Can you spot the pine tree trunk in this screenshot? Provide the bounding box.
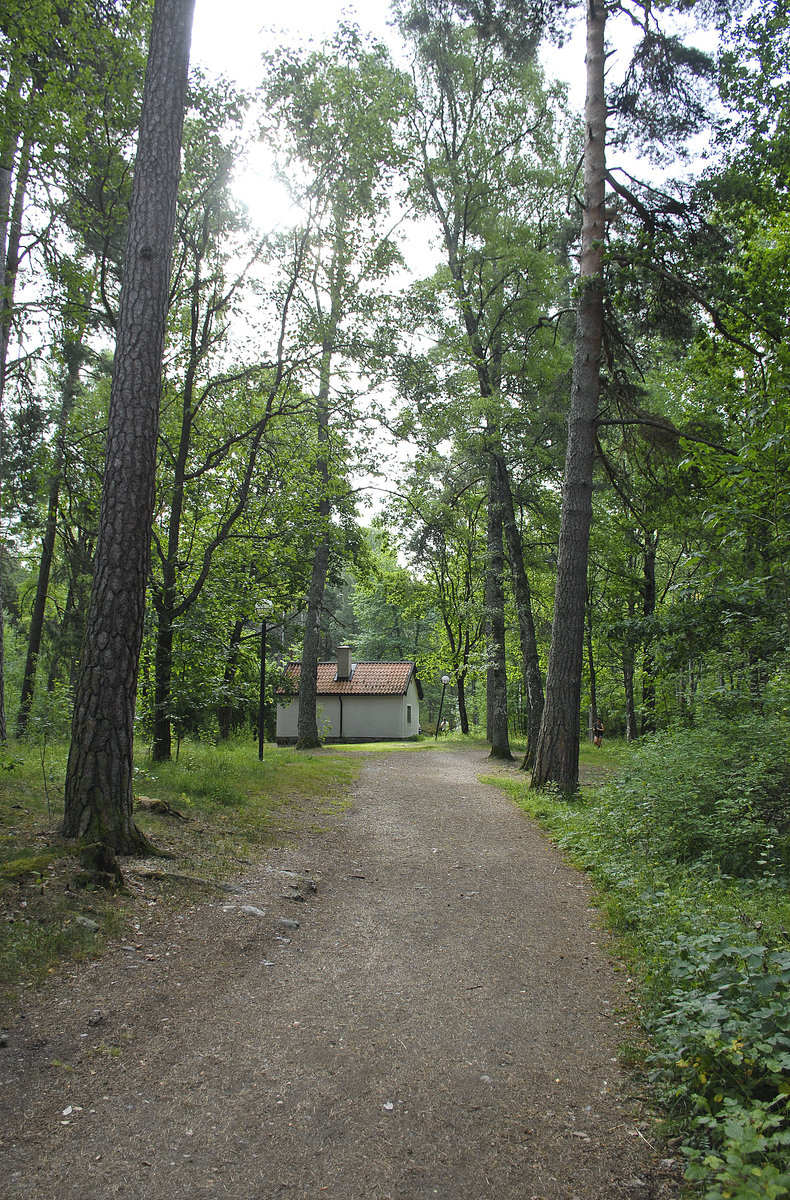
[152,615,174,761]
[0,122,32,743]
[585,589,597,727]
[486,453,513,761]
[641,534,657,733]
[495,455,544,767]
[0,103,17,742]
[531,0,606,793]
[63,0,195,852]
[0,122,30,402]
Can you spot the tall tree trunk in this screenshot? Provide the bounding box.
[16,340,83,736]
[623,653,637,741]
[531,0,606,793]
[151,204,215,760]
[297,343,333,750]
[217,618,245,741]
[296,212,348,750]
[623,590,638,741]
[495,455,544,767]
[63,0,195,854]
[457,667,469,735]
[641,532,657,734]
[0,103,18,744]
[152,618,174,759]
[297,531,330,748]
[585,586,597,732]
[151,375,196,761]
[486,452,513,760]
[0,121,32,743]
[46,576,80,694]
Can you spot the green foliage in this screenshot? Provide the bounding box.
[647,928,790,1200]
[489,724,790,1199]
[612,702,790,874]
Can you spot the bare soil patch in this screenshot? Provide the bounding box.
[0,747,679,1199]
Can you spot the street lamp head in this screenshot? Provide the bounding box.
[256,599,272,617]
[441,675,450,685]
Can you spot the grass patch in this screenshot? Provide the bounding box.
[0,737,360,1023]
[486,730,790,1200]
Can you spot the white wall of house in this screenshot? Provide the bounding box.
[276,677,420,742]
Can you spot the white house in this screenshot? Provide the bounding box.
[276,646,422,744]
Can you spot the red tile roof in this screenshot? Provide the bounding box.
[280,661,417,696]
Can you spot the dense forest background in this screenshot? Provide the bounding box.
[0,0,787,771]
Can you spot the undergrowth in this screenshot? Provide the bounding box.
[490,704,790,1200]
[0,737,359,1022]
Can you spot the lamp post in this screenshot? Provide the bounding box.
[435,675,450,741]
[256,600,272,760]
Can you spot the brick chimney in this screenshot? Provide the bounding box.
[336,645,353,681]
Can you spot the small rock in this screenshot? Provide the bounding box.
[75,916,100,932]
[240,905,267,918]
[279,870,317,893]
[277,917,300,931]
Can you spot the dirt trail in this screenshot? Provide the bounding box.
[1,748,678,1200]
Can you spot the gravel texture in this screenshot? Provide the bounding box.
[0,747,680,1199]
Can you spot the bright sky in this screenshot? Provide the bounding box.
[191,0,399,88]
[191,0,588,102]
[190,0,586,237]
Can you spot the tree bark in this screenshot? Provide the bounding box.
[297,338,333,749]
[641,532,657,733]
[623,588,638,741]
[296,219,347,750]
[63,0,195,852]
[531,0,606,793]
[297,531,330,749]
[623,653,637,741]
[585,587,597,730]
[151,339,199,761]
[486,452,513,760]
[456,667,469,735]
[0,117,31,743]
[495,455,544,767]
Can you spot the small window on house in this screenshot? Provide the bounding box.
[407,705,412,724]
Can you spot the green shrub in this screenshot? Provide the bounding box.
[490,706,790,1200]
[646,927,790,1199]
[612,704,790,874]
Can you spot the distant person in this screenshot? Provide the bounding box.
[593,717,604,748]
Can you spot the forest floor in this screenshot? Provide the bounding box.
[0,746,682,1200]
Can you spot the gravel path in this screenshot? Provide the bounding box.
[1,748,679,1199]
